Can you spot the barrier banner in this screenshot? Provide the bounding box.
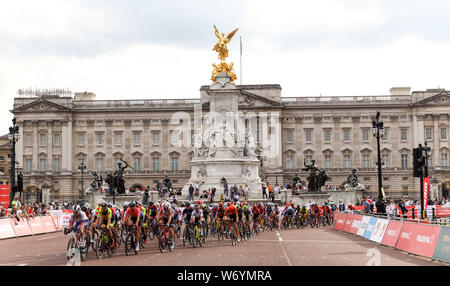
[10,218,32,237]
[370,218,389,243]
[0,218,16,239]
[349,215,363,234]
[27,217,47,235]
[343,214,354,233]
[0,185,10,209]
[60,213,72,228]
[408,224,441,258]
[51,215,62,231]
[363,216,378,240]
[41,216,57,233]
[396,222,417,253]
[381,220,404,248]
[423,176,430,213]
[433,226,450,263]
[357,216,371,237]
[334,213,347,231]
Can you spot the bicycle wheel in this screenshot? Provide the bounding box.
[91,230,99,251]
[176,224,181,239]
[95,236,104,260]
[182,227,188,246]
[158,234,166,253]
[66,236,77,261]
[115,228,122,248]
[125,233,133,256]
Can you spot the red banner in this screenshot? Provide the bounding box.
[10,218,33,237]
[381,220,404,247]
[334,213,347,231]
[395,222,417,252]
[349,215,363,234]
[343,214,354,233]
[423,176,430,214]
[0,185,10,209]
[408,224,442,258]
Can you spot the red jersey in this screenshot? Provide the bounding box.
[225,204,237,216]
[126,207,141,218]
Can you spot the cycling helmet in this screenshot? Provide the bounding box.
[243,205,248,210]
[73,205,81,214]
[171,203,177,209]
[84,203,90,209]
[194,204,200,209]
[213,203,218,208]
[81,206,87,212]
[163,202,170,209]
[219,202,224,207]
[123,202,129,208]
[129,201,136,208]
[101,202,107,208]
[227,202,231,206]
[185,202,191,208]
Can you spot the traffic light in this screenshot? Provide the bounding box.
[17,173,23,193]
[413,146,424,177]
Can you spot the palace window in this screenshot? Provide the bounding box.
[382,154,390,168]
[400,128,408,141]
[305,129,312,142]
[26,159,32,173]
[96,133,104,145]
[96,158,104,172]
[39,133,47,146]
[171,157,179,171]
[114,132,122,145]
[152,132,160,145]
[343,129,350,142]
[25,133,32,146]
[78,133,85,145]
[324,155,332,168]
[441,153,448,167]
[425,128,433,140]
[343,155,351,168]
[39,158,47,172]
[134,158,141,171]
[286,156,294,169]
[53,133,61,146]
[362,129,369,141]
[362,155,370,168]
[133,132,141,145]
[401,154,408,169]
[441,128,447,140]
[53,158,61,173]
[286,130,293,143]
[324,129,331,142]
[153,157,160,171]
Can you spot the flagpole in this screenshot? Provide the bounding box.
[240,36,242,86]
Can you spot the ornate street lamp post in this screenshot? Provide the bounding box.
[8,118,20,202]
[78,160,86,202]
[372,112,386,214]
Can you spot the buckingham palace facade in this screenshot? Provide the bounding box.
[11,85,450,201]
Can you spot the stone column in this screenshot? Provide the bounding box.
[47,121,53,172]
[32,121,38,171]
[16,121,24,168]
[433,114,439,165]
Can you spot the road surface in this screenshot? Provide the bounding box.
[0,226,447,266]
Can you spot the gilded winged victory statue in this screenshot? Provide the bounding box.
[211,25,239,83]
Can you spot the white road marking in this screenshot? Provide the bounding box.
[18,264,27,266]
[134,253,161,266]
[276,231,292,266]
[37,236,59,241]
[252,239,374,243]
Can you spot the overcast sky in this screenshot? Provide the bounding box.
[2,0,450,133]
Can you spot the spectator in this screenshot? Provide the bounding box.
[398,199,408,218]
[262,181,268,199]
[0,205,5,217]
[338,201,345,211]
[386,200,396,217]
[244,184,249,201]
[211,188,216,203]
[362,199,371,213]
[188,184,194,201]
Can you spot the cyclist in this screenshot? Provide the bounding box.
[201,203,210,236]
[215,202,226,232]
[124,201,142,252]
[242,204,252,237]
[94,202,116,249]
[158,202,175,250]
[66,205,89,240]
[281,203,294,227]
[251,203,261,230]
[311,203,321,226]
[322,202,332,224]
[224,202,238,239]
[190,203,204,230]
